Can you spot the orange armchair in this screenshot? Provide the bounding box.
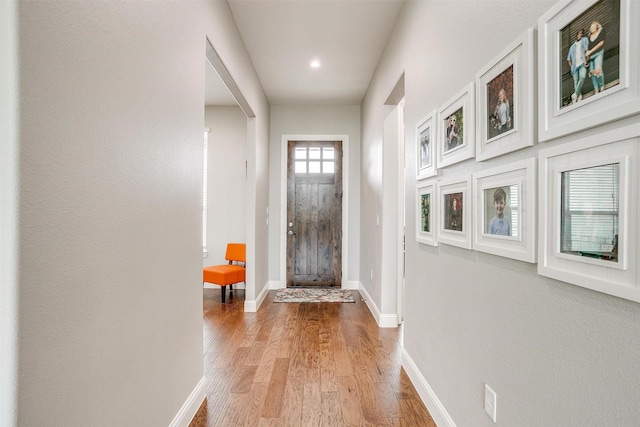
[203,243,246,303]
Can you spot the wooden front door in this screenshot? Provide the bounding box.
[286,141,342,287]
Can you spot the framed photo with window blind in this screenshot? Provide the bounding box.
[472,158,536,262]
[538,0,640,142]
[538,125,640,303]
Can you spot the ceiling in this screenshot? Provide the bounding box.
[205,0,405,107]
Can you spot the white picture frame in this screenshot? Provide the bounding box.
[416,180,438,246]
[538,0,640,142]
[476,29,536,161]
[437,83,475,168]
[416,111,437,180]
[472,158,537,263]
[437,176,472,249]
[538,124,639,303]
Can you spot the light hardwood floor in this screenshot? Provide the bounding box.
[192,288,436,426]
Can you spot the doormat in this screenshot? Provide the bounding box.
[273,288,355,303]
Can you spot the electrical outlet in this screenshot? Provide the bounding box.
[484,384,497,423]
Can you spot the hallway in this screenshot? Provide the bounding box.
[194,289,435,426]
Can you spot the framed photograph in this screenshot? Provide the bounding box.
[416,180,438,246]
[472,158,536,262]
[476,29,536,161]
[538,0,640,142]
[416,111,437,180]
[538,124,639,303]
[437,176,472,249]
[437,83,475,168]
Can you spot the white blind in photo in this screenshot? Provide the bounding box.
[561,163,619,257]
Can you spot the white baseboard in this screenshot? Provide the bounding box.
[378,313,399,328]
[255,282,269,309]
[269,280,285,289]
[169,376,206,427]
[343,280,360,290]
[357,282,398,328]
[244,299,257,312]
[401,349,456,427]
[244,281,270,312]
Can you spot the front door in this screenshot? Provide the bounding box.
[286,141,342,287]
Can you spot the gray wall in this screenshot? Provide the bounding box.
[362,0,640,425]
[204,106,247,271]
[1,1,19,424]
[268,105,361,286]
[12,1,269,425]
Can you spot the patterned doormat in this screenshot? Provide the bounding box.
[273,288,355,303]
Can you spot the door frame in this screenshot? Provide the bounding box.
[280,135,350,289]
[396,100,405,324]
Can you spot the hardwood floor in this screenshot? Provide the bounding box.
[194,288,436,426]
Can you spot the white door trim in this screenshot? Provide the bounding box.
[397,100,405,324]
[280,135,349,288]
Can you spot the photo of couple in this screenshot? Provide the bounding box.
[561,0,620,108]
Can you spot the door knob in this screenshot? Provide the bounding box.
[288,222,294,227]
[288,230,295,235]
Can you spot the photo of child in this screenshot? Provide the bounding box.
[485,187,511,236]
[420,193,430,233]
[487,65,514,140]
[419,127,431,170]
[445,192,463,232]
[444,108,463,153]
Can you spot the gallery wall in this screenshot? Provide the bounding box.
[362,0,640,425]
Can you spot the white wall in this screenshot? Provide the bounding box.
[381,104,401,318]
[247,110,272,306]
[268,105,361,287]
[1,1,19,425]
[360,93,385,310]
[363,0,640,425]
[14,1,269,425]
[204,106,247,276]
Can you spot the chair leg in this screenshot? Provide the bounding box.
[230,284,233,293]
[221,286,226,304]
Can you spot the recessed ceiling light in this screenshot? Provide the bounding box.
[310,60,320,68]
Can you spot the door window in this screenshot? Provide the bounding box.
[294,146,335,174]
